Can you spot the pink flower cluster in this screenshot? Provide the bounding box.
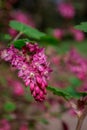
[52,27,85,42]
[0,43,51,101]
[0,119,11,130]
[69,27,85,42]
[57,3,75,19]
[66,48,87,80]
[52,28,64,40]
[7,79,24,96]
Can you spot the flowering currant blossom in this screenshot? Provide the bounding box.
[0,43,51,102]
[52,28,64,40]
[65,48,87,80]
[7,79,24,96]
[57,3,75,19]
[69,27,85,42]
[0,119,11,130]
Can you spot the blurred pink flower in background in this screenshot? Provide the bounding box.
[7,78,24,96]
[52,28,64,40]
[11,81,24,96]
[52,55,61,65]
[69,27,85,42]
[57,3,75,19]
[0,119,11,130]
[66,48,87,80]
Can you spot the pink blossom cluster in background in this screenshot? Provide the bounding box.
[52,28,64,40]
[65,48,87,81]
[57,3,75,19]
[52,27,85,42]
[69,27,85,42]
[7,79,24,96]
[0,119,11,130]
[0,43,51,102]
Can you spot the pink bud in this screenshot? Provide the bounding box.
[35,87,40,94]
[30,82,35,92]
[36,76,42,84]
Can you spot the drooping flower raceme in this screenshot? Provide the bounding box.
[0,43,51,102]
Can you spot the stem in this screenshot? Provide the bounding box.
[10,32,23,44]
[76,106,87,130]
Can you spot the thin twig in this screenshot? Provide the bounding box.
[76,105,87,130]
[10,32,23,44]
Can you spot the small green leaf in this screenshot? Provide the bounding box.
[47,86,87,99]
[47,86,71,99]
[4,34,12,40]
[13,39,30,49]
[69,77,81,87]
[65,86,87,98]
[65,87,81,98]
[40,118,49,124]
[75,22,87,32]
[4,101,16,112]
[40,35,59,45]
[3,114,14,121]
[9,20,46,40]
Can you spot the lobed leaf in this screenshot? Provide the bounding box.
[47,86,71,99]
[47,86,87,100]
[9,20,46,40]
[75,22,87,32]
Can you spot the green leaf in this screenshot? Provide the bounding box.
[4,101,16,112]
[75,22,87,32]
[4,34,12,40]
[40,35,59,45]
[47,86,87,99]
[3,114,14,121]
[69,77,81,87]
[0,33,12,41]
[65,86,87,98]
[40,118,49,124]
[65,87,81,98]
[47,86,71,99]
[9,20,46,40]
[13,39,30,49]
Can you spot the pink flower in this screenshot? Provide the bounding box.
[8,79,24,96]
[57,3,75,19]
[70,27,85,42]
[53,28,64,40]
[0,43,51,102]
[66,48,87,80]
[0,119,11,130]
